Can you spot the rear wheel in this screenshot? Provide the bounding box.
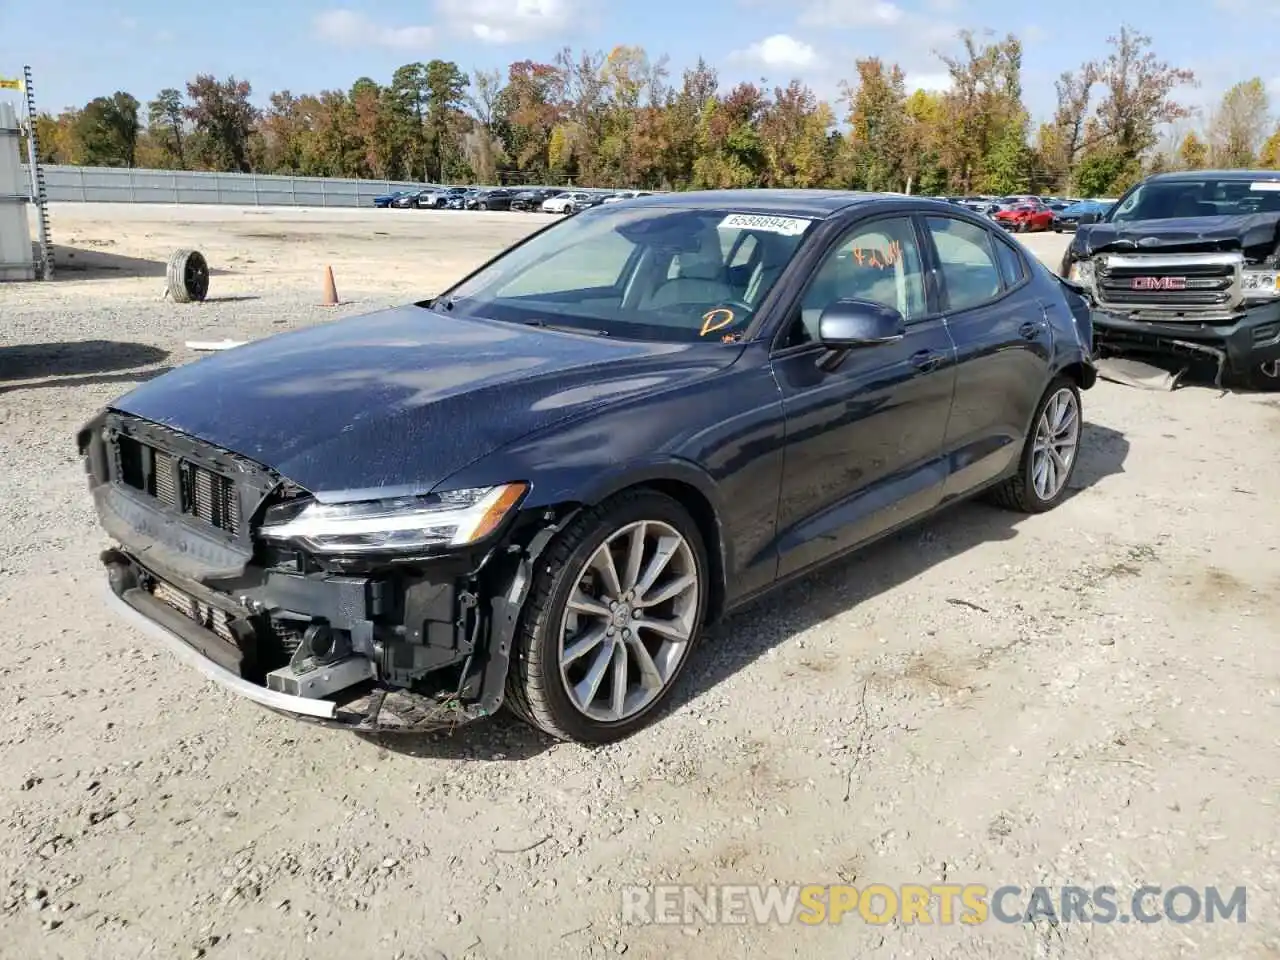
[988,378,1082,513]
[505,490,709,743]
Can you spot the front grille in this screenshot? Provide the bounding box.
[1095,256,1238,311]
[152,578,236,643]
[115,435,241,535]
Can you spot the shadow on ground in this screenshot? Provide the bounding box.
[0,340,170,386]
[49,243,231,281]
[365,422,1130,763]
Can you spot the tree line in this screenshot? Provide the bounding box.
[22,26,1280,197]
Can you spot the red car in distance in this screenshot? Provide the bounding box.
[994,200,1055,233]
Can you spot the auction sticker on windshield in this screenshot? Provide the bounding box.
[718,213,813,236]
[1249,181,1280,191]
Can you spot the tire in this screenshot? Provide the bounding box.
[987,377,1083,513]
[478,202,488,210]
[166,249,209,303]
[505,489,710,743]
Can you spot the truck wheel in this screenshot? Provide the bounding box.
[505,489,709,743]
[987,377,1082,513]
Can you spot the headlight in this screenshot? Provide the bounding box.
[259,482,528,554]
[1241,268,1280,300]
[1067,260,1094,285]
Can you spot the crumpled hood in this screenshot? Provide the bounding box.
[1074,212,1280,259]
[111,306,735,499]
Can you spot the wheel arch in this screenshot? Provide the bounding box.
[534,461,730,624]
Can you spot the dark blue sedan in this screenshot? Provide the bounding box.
[79,190,1096,744]
[1053,200,1112,232]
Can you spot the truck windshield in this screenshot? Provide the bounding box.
[1109,178,1280,223]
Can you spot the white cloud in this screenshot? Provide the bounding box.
[1023,24,1047,44]
[731,34,823,70]
[906,71,953,93]
[799,0,904,28]
[313,10,434,50]
[435,0,577,44]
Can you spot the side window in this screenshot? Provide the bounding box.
[924,217,1002,312]
[791,217,927,345]
[993,238,1026,289]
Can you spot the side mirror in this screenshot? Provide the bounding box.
[1076,212,1099,226]
[817,299,906,348]
[815,299,906,372]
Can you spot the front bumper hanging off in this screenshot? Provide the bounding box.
[1091,300,1280,387]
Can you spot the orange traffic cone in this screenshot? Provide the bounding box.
[321,265,339,306]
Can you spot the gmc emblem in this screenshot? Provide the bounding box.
[1131,275,1187,291]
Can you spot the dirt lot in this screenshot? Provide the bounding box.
[1,204,1278,960]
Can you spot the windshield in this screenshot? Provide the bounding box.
[434,205,817,342]
[1109,178,1280,223]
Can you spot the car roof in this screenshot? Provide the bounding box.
[623,188,935,218]
[1144,169,1280,183]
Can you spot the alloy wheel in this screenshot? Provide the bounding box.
[1031,387,1080,501]
[557,520,700,723]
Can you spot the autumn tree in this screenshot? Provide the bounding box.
[1260,127,1280,169]
[1045,64,1099,190]
[185,75,257,172]
[759,81,834,188]
[839,59,908,191]
[75,92,140,167]
[1208,78,1271,168]
[1177,131,1208,170]
[1090,27,1195,164]
[147,88,186,168]
[935,30,1026,192]
[694,82,770,188]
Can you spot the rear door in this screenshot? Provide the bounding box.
[921,215,1051,502]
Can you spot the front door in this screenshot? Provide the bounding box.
[771,215,958,580]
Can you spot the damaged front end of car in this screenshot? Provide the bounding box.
[1063,212,1280,388]
[79,409,570,733]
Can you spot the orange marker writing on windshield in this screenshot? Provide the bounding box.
[700,308,735,337]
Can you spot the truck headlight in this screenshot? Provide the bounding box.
[1241,268,1280,300]
[258,483,528,554]
[1067,260,1094,285]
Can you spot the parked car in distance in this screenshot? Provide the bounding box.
[511,188,564,211]
[447,188,482,210]
[994,200,1055,233]
[603,190,655,204]
[470,188,516,211]
[81,189,1096,745]
[390,190,431,209]
[542,191,597,214]
[1053,199,1111,232]
[373,190,409,208]
[415,186,468,209]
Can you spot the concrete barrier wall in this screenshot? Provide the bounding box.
[21,164,440,207]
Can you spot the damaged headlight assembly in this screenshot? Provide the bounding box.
[1241,267,1280,300]
[258,482,528,554]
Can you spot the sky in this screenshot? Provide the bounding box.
[1,0,1278,129]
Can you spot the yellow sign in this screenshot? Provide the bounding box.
[0,77,23,91]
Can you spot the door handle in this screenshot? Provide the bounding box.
[1019,321,1042,340]
[910,349,943,371]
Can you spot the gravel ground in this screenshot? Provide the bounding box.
[1,204,1278,960]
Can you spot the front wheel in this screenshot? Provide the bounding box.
[505,490,709,743]
[987,378,1083,513]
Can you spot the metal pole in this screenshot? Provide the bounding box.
[22,66,52,278]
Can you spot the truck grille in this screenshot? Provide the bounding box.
[1094,253,1240,312]
[114,434,241,535]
